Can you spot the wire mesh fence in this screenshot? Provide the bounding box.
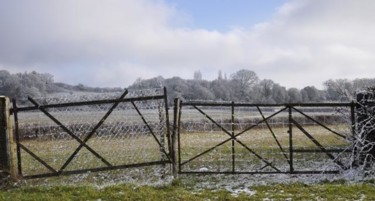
[177,101,354,174]
[12,88,171,179]
[6,87,374,182]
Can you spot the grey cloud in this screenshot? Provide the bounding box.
[0,0,375,88]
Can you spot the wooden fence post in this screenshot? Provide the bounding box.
[0,96,18,180]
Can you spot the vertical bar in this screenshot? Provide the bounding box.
[177,100,182,173]
[231,101,235,173]
[172,98,180,177]
[163,87,171,157]
[288,106,294,173]
[0,97,8,171]
[12,99,22,177]
[158,103,166,178]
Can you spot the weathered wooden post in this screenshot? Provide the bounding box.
[355,89,375,166]
[0,96,18,180]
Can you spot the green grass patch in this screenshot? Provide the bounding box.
[1,181,375,201]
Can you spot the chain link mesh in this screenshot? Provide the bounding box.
[15,88,170,178]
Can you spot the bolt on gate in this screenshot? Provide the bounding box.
[10,88,173,179]
[174,99,356,174]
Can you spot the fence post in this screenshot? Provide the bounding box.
[0,96,18,180]
[355,89,375,166]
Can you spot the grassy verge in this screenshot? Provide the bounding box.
[1,181,374,201]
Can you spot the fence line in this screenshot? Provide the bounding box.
[1,89,375,180]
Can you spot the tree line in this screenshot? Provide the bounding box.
[129,69,375,104]
[1,69,375,103]
[0,70,121,99]
[0,70,55,99]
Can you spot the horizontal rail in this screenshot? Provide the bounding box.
[11,95,164,113]
[293,148,352,153]
[181,101,356,107]
[178,170,340,175]
[23,160,171,179]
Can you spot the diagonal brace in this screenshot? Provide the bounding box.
[193,105,232,136]
[292,107,346,139]
[59,89,128,172]
[19,143,57,174]
[131,101,171,161]
[236,107,288,137]
[291,118,347,170]
[181,137,232,166]
[191,105,280,172]
[234,138,281,172]
[28,97,113,171]
[256,106,290,164]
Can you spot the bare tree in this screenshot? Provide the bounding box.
[324,79,353,101]
[230,69,259,101]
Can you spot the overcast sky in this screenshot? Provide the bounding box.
[1,0,374,89]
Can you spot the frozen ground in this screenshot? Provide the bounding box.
[7,165,374,197]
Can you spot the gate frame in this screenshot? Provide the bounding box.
[9,87,173,179]
[175,99,357,175]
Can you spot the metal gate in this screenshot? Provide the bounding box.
[175,100,355,174]
[11,88,172,179]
